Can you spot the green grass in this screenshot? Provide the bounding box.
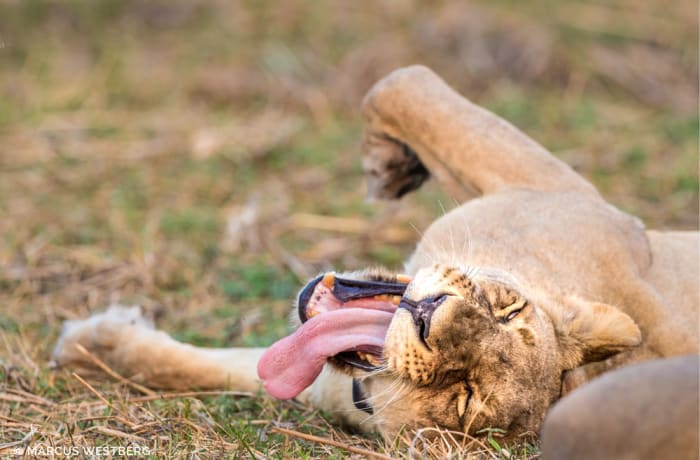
[0,0,697,458]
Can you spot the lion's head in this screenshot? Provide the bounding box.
[258,264,642,441]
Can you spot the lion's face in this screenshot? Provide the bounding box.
[370,265,563,440]
[262,263,641,441]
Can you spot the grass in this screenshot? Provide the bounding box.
[0,0,697,458]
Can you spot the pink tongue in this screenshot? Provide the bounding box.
[257,308,393,399]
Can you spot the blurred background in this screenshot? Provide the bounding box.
[0,0,697,454]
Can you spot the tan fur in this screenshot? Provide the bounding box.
[541,355,699,460]
[52,66,699,448]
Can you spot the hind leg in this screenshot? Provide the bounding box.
[542,356,699,460]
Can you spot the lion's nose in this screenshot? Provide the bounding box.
[398,294,447,346]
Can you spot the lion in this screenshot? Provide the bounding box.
[51,66,699,453]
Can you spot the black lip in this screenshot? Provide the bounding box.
[352,378,373,415]
[332,277,408,302]
[297,274,409,323]
[297,274,324,322]
[335,351,382,371]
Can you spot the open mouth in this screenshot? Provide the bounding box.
[257,272,409,400]
[298,272,409,371]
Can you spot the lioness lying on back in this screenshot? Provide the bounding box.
[52,66,699,453]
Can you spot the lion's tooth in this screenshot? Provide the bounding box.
[396,274,412,284]
[321,272,335,288]
[306,308,318,318]
[354,351,381,366]
[391,295,402,305]
[457,392,469,418]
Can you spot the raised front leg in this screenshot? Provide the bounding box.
[361,65,598,200]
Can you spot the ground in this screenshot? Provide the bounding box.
[0,1,697,458]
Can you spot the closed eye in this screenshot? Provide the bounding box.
[506,309,521,321]
[499,299,527,323]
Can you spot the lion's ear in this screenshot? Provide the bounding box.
[551,297,642,369]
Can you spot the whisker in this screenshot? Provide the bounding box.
[410,222,435,266]
[362,374,404,405]
[364,380,409,423]
[409,221,424,240]
[471,266,481,280]
[437,200,455,267]
[362,373,405,406]
[337,374,402,417]
[412,221,442,266]
[365,364,389,379]
[457,201,473,263]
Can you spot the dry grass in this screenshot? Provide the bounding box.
[0,0,697,458]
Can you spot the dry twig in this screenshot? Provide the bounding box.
[271,426,394,460]
[74,343,157,397]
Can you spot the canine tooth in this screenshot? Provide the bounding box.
[322,272,335,288]
[396,274,412,284]
[307,309,318,318]
[391,296,402,305]
[457,392,469,418]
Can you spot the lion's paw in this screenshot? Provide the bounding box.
[51,305,154,370]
